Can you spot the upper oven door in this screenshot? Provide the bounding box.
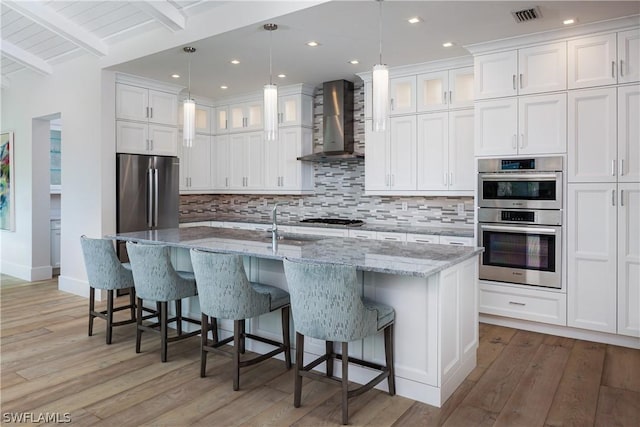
[478,171,562,209]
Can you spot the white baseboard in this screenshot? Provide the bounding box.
[58,275,91,298]
[0,260,52,281]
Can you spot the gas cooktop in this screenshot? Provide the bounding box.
[299,218,365,227]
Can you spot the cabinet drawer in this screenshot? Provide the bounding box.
[289,226,348,237]
[376,231,407,242]
[406,233,439,244]
[439,236,474,246]
[348,229,377,240]
[479,282,567,325]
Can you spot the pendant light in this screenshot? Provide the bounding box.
[372,0,389,133]
[183,46,196,147]
[263,23,278,142]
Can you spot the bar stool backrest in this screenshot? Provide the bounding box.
[80,236,133,290]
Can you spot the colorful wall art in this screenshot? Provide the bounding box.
[1,131,15,231]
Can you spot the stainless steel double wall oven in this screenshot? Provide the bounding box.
[478,157,563,289]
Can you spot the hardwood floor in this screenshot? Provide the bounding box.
[1,276,639,426]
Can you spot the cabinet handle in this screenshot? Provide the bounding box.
[512,74,516,90]
[386,174,390,186]
[612,160,616,176]
[509,301,526,306]
[620,159,624,176]
[449,172,453,186]
[612,189,616,206]
[146,107,149,118]
[225,177,229,187]
[519,73,523,89]
[443,91,447,104]
[150,107,153,118]
[146,139,149,150]
[443,172,448,186]
[612,61,616,78]
[150,140,153,151]
[448,242,464,246]
[512,134,517,149]
[620,60,624,77]
[621,189,625,207]
[225,119,228,129]
[449,90,452,104]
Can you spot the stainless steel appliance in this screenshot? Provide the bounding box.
[477,156,563,289]
[116,153,179,260]
[478,157,562,210]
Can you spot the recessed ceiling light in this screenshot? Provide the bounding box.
[171,74,180,79]
[563,18,576,25]
[230,59,240,65]
[349,59,360,65]
[442,42,454,48]
[277,74,286,78]
[306,41,320,47]
[408,17,422,24]
[220,85,228,89]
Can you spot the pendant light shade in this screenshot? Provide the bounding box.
[264,23,279,141]
[183,46,196,147]
[372,0,388,132]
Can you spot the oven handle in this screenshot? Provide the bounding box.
[480,225,558,234]
[479,173,559,180]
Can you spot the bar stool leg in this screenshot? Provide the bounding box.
[136,297,143,353]
[294,332,304,408]
[233,319,241,391]
[160,302,168,363]
[129,288,136,321]
[326,341,334,378]
[239,319,246,354]
[88,287,95,337]
[201,313,208,377]
[106,289,114,345]
[211,317,218,343]
[176,299,182,336]
[385,324,396,396]
[282,306,291,369]
[341,341,349,425]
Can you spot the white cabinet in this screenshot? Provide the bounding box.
[116,121,177,156]
[568,30,640,89]
[348,229,377,240]
[567,86,640,183]
[617,183,640,337]
[264,127,313,192]
[215,106,229,134]
[228,132,264,190]
[439,236,475,246]
[179,102,212,134]
[364,117,417,192]
[212,134,230,189]
[417,67,474,112]
[390,76,417,115]
[406,233,439,244]
[179,134,212,192]
[229,100,263,132]
[278,93,313,127]
[475,93,566,156]
[50,219,61,269]
[116,83,177,126]
[377,231,407,242]
[474,42,567,99]
[417,109,474,192]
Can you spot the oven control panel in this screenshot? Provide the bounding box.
[478,208,562,226]
[501,210,535,222]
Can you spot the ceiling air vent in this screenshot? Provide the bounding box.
[511,6,542,23]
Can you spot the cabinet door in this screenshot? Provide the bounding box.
[245,132,264,189]
[279,128,303,190]
[618,29,640,84]
[195,105,211,134]
[474,98,518,156]
[245,100,264,131]
[518,42,567,95]
[417,70,448,113]
[449,66,474,109]
[148,125,178,157]
[279,94,304,127]
[212,134,230,189]
[148,90,178,125]
[116,84,148,122]
[229,105,245,131]
[618,183,640,337]
[518,93,567,155]
[189,134,212,190]
[417,112,448,190]
[389,115,417,190]
[568,33,617,89]
[215,106,229,133]
[364,120,389,191]
[568,88,617,183]
[618,85,640,182]
[50,224,61,268]
[448,109,475,191]
[474,51,518,99]
[263,138,280,190]
[567,184,617,334]
[116,121,148,154]
[390,76,416,115]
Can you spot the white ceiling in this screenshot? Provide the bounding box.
[2,1,639,99]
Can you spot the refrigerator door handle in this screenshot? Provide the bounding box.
[147,168,154,227]
[154,168,159,227]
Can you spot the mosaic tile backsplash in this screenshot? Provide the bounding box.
[180,79,475,227]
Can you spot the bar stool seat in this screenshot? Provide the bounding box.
[126,241,206,362]
[190,249,292,391]
[283,258,396,425]
[80,236,137,344]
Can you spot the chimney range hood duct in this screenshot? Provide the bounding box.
[297,79,363,162]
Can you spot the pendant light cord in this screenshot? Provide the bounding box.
[378,0,383,64]
[269,28,273,85]
[188,56,192,98]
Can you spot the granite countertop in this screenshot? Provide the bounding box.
[109,226,483,278]
[180,215,474,238]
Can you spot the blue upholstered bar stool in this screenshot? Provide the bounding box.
[126,241,202,362]
[80,236,137,344]
[190,249,292,391]
[283,259,396,425]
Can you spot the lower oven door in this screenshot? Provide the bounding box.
[478,223,562,289]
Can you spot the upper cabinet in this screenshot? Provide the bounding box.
[178,102,213,134]
[474,42,567,99]
[568,29,640,89]
[278,93,313,127]
[116,83,178,126]
[390,76,417,115]
[229,100,263,132]
[417,66,474,112]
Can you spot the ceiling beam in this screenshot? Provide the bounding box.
[135,1,186,32]
[3,0,108,57]
[1,39,53,75]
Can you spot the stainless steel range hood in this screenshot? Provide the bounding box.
[298,79,363,162]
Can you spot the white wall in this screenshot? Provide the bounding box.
[0,54,116,297]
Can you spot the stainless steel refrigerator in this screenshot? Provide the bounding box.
[116,153,179,261]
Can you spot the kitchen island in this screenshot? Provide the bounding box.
[110,226,483,407]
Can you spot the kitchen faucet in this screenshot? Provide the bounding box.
[271,202,285,251]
